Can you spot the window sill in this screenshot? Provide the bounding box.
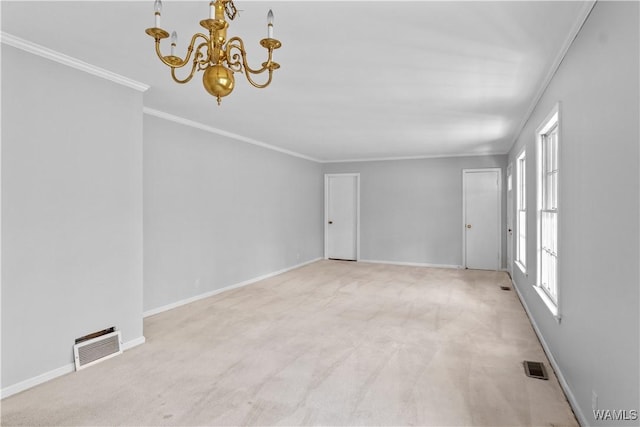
[534,285,561,323]
[515,261,527,275]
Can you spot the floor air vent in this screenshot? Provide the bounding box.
[500,285,511,291]
[73,327,122,371]
[523,360,548,380]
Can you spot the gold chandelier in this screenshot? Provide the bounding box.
[145,0,281,105]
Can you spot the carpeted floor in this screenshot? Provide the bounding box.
[1,260,577,426]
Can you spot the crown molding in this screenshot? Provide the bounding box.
[326,151,509,164]
[144,107,510,163]
[143,107,322,163]
[143,108,507,164]
[507,0,597,155]
[0,32,149,92]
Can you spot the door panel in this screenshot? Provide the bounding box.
[464,169,500,270]
[326,175,358,261]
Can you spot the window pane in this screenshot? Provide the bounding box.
[538,110,559,308]
[516,151,526,271]
[549,254,557,300]
[552,131,558,171]
[518,210,526,266]
[545,137,551,174]
[552,173,556,209]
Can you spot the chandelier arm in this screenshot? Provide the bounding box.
[225,38,249,72]
[170,42,209,83]
[170,57,199,84]
[226,37,271,75]
[194,42,211,70]
[243,68,274,89]
[154,33,210,69]
[186,33,211,65]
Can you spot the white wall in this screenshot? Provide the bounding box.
[143,115,324,313]
[323,155,507,268]
[507,2,639,425]
[1,47,144,390]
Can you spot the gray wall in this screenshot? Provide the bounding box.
[507,2,639,425]
[143,115,324,312]
[1,47,144,389]
[323,155,507,268]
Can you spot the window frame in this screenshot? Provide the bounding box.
[535,103,561,320]
[515,149,527,274]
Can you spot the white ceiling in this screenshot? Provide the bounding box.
[2,1,591,162]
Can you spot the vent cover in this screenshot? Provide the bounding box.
[73,329,122,370]
[500,285,511,291]
[523,360,548,380]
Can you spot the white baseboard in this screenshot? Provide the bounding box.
[0,363,74,400]
[359,259,463,270]
[1,335,146,400]
[143,257,323,318]
[510,278,587,427]
[122,335,146,351]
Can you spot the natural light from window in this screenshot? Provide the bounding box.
[516,150,526,272]
[536,104,560,317]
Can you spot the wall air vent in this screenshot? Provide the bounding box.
[523,360,549,380]
[73,327,122,371]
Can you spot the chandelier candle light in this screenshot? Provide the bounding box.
[145,0,281,105]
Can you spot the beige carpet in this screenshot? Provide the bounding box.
[1,260,577,426]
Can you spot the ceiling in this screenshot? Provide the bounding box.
[2,1,591,162]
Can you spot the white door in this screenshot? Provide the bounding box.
[506,164,514,276]
[325,174,358,261]
[463,169,501,270]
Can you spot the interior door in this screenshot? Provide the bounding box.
[463,169,501,270]
[325,174,358,261]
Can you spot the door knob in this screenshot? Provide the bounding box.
[466,224,472,229]
[328,221,333,224]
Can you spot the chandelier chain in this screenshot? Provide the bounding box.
[224,0,239,20]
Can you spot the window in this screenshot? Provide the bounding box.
[515,150,526,272]
[536,104,560,316]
